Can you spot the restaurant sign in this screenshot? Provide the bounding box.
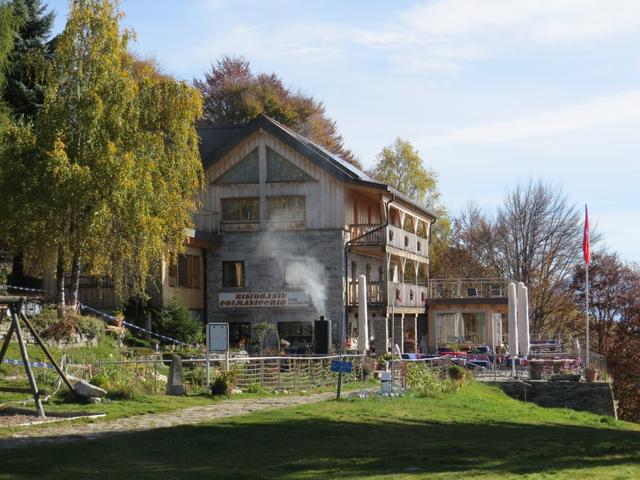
[219,291,310,308]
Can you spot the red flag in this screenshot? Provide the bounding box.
[583,205,590,265]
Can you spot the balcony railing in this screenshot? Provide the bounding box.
[347,279,385,306]
[348,224,386,246]
[427,279,508,299]
[387,282,428,308]
[347,280,428,309]
[192,209,219,233]
[386,224,428,256]
[348,223,428,257]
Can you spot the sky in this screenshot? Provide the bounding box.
[46,0,640,262]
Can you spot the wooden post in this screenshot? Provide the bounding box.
[0,321,16,365]
[10,304,45,417]
[20,311,79,396]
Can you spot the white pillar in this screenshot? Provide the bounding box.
[357,274,369,353]
[517,282,530,356]
[507,282,519,357]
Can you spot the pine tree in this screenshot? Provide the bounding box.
[0,1,20,131]
[3,0,54,119]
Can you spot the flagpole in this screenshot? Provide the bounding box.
[585,261,590,369]
[583,203,590,370]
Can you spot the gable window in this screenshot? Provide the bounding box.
[169,254,201,289]
[221,197,259,223]
[213,148,259,184]
[267,196,305,222]
[222,261,245,288]
[267,147,314,182]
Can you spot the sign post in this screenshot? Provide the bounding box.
[206,323,229,387]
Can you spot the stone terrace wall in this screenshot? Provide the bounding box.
[494,381,617,418]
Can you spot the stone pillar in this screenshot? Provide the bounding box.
[166,355,186,396]
[507,282,518,357]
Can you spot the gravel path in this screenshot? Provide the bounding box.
[0,391,335,449]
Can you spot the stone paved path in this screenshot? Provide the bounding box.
[0,391,336,449]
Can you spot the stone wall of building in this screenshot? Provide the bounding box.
[206,229,346,335]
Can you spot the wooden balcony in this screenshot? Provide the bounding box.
[347,280,428,310]
[347,280,385,307]
[348,223,428,259]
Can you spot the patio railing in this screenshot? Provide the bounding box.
[427,278,509,299]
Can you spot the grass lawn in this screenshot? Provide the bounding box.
[1,382,639,479]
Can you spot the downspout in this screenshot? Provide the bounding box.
[202,247,207,324]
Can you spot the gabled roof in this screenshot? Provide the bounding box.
[197,114,437,220]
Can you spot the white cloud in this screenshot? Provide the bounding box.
[353,0,640,74]
[424,90,640,145]
[175,0,640,78]
[398,0,640,43]
[191,23,347,69]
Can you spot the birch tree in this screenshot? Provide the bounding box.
[0,0,203,315]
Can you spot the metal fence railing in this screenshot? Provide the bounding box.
[392,351,608,385]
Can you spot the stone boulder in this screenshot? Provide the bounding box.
[74,379,108,398]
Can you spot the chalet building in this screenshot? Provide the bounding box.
[62,113,511,353]
[195,114,510,353]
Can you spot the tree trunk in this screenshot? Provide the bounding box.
[56,245,66,319]
[9,251,24,285]
[68,249,81,309]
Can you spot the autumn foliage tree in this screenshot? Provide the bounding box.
[608,305,640,422]
[571,252,640,355]
[195,56,361,168]
[0,0,203,315]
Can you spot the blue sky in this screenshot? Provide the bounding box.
[47,0,640,262]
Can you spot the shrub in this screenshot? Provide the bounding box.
[154,298,204,345]
[90,363,153,400]
[406,363,472,397]
[242,383,265,394]
[122,331,155,349]
[210,370,236,396]
[406,364,447,397]
[30,307,104,341]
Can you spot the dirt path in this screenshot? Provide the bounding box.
[0,391,336,449]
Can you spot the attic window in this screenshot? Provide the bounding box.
[267,147,314,182]
[213,148,259,184]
